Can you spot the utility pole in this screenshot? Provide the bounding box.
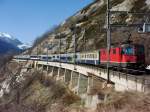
[81,29,86,51]
[73,27,77,70]
[37,46,38,57]
[65,38,67,62]
[46,43,49,64]
[70,26,77,70]
[107,0,111,83]
[36,46,39,70]
[50,42,52,54]
[74,32,76,66]
[59,35,61,67]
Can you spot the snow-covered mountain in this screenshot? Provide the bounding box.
[0,32,22,46]
[0,32,31,54]
[18,43,32,50]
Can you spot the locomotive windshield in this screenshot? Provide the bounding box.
[122,46,134,55]
[122,44,145,55]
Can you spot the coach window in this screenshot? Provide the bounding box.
[95,54,97,58]
[93,54,95,58]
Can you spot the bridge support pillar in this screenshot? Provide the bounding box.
[37,64,42,70]
[51,67,58,80]
[32,61,36,69]
[56,67,61,80]
[50,66,54,77]
[46,66,49,74]
[69,71,74,89]
[63,69,67,82]
[77,74,88,95]
[77,73,81,95]
[87,75,92,94]
[36,62,38,69]
[47,66,52,77]
[64,69,71,85]
[36,63,38,69]
[36,61,39,69]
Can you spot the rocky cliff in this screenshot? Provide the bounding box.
[29,0,150,63]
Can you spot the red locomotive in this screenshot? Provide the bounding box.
[100,44,145,68]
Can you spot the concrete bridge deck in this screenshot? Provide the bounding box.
[14,59,150,92]
[34,60,150,92]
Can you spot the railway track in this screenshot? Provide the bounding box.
[15,58,150,77]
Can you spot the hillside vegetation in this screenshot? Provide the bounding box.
[0,61,150,112]
[0,64,80,112]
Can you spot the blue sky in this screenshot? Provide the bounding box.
[0,0,93,44]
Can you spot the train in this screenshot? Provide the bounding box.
[14,43,145,69]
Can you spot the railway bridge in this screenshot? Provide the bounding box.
[14,59,150,107]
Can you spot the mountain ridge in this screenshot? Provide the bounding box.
[0,32,31,54]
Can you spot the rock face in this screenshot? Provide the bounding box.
[31,0,150,64]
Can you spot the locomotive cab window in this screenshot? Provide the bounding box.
[122,46,134,55]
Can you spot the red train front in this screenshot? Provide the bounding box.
[100,44,145,68]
